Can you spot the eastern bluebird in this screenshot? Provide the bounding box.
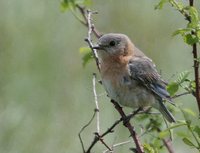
[93,33,175,123]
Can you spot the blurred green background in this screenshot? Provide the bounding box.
[0,0,199,153]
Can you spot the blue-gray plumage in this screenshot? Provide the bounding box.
[93,33,175,123]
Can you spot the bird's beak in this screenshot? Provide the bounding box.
[92,44,104,50]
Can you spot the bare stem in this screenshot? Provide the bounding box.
[84,10,100,71]
[76,4,101,38]
[78,111,96,153]
[92,73,100,133]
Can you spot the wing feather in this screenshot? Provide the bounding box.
[128,57,171,102]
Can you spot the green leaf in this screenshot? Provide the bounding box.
[176,131,190,138]
[181,108,192,125]
[159,122,187,135]
[79,47,93,67]
[60,1,70,12]
[184,34,199,45]
[194,126,200,138]
[154,0,168,10]
[60,0,77,12]
[197,30,200,37]
[167,82,179,96]
[143,143,155,153]
[172,28,192,36]
[182,137,196,147]
[188,7,200,29]
[159,130,170,139]
[176,71,190,84]
[182,108,196,117]
[83,0,92,6]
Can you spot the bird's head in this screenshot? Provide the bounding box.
[93,33,134,60]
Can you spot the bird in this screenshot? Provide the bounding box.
[93,33,175,123]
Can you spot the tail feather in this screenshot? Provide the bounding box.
[155,100,176,123]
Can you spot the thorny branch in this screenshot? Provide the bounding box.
[86,107,142,153]
[111,100,144,153]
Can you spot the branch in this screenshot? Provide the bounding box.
[171,91,191,99]
[92,73,100,133]
[76,4,101,38]
[169,0,190,22]
[78,111,96,153]
[86,108,140,153]
[103,140,132,153]
[84,10,100,71]
[111,100,144,153]
[188,0,200,115]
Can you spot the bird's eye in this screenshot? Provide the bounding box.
[109,41,116,47]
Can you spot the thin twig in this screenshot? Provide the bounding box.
[85,116,122,152]
[169,0,190,21]
[85,10,100,71]
[78,111,96,153]
[92,73,100,133]
[76,4,101,38]
[171,91,191,99]
[86,109,141,153]
[103,140,132,153]
[95,133,112,151]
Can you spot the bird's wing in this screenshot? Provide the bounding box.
[128,57,171,102]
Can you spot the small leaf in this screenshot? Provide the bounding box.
[160,122,187,134]
[154,0,168,10]
[143,143,155,153]
[181,108,192,125]
[182,108,196,117]
[159,130,170,139]
[83,0,92,6]
[176,131,190,138]
[182,137,196,147]
[79,47,93,67]
[176,71,190,84]
[194,126,200,138]
[167,82,179,96]
[188,7,199,29]
[60,1,70,12]
[60,0,77,12]
[172,28,192,36]
[184,34,199,45]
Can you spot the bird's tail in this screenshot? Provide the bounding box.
[154,100,176,123]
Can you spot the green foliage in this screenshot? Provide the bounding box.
[79,47,93,67]
[173,5,200,45]
[60,0,92,12]
[167,71,190,96]
[156,0,200,45]
[159,121,187,138]
[167,82,179,96]
[182,137,196,147]
[154,0,168,10]
[143,143,158,153]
